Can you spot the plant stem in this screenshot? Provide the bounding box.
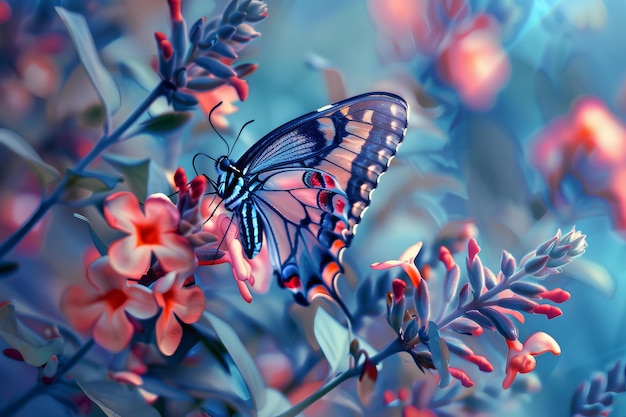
[275,338,405,417]
[0,338,95,417]
[0,82,167,261]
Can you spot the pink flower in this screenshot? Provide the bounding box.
[532,97,626,232]
[437,14,511,111]
[198,210,271,303]
[61,257,158,352]
[153,273,205,356]
[368,0,454,59]
[371,242,423,287]
[502,332,561,389]
[104,192,195,278]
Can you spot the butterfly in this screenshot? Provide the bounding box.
[215,92,409,305]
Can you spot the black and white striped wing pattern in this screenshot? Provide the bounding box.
[234,92,408,304]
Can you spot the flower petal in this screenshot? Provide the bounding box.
[109,237,152,278]
[399,241,423,263]
[153,271,177,295]
[370,260,406,270]
[152,234,195,274]
[143,194,180,231]
[61,286,103,332]
[93,308,133,353]
[155,309,183,356]
[125,286,158,319]
[104,192,145,234]
[522,332,561,356]
[172,286,205,324]
[87,257,128,292]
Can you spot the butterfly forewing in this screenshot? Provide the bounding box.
[229,92,408,304]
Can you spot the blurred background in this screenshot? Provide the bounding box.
[1,0,626,415]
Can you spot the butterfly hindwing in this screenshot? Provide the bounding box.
[222,92,408,304]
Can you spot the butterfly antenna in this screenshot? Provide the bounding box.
[203,196,225,225]
[228,119,255,158]
[209,213,236,265]
[208,101,231,154]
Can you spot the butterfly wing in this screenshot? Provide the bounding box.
[237,92,408,304]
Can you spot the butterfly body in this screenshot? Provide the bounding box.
[215,92,408,304]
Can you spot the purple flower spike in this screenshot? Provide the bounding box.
[414,280,430,327]
[500,250,516,278]
[467,254,486,298]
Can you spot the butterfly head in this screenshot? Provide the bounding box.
[215,156,244,199]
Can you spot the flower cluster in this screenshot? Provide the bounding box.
[154,0,267,111]
[373,227,586,393]
[60,168,266,355]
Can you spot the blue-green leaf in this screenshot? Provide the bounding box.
[0,304,63,367]
[0,128,60,185]
[73,213,108,256]
[76,380,160,417]
[136,112,192,136]
[314,307,350,374]
[56,7,121,129]
[258,389,291,417]
[198,312,267,412]
[65,169,123,194]
[102,155,171,201]
[427,321,450,387]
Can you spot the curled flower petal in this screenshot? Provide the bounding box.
[371,242,423,286]
[503,332,560,389]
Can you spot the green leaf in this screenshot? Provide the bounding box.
[102,155,171,201]
[427,321,450,387]
[56,7,121,127]
[65,169,123,194]
[73,213,108,256]
[197,312,267,412]
[258,389,292,417]
[0,128,60,185]
[313,307,350,374]
[136,112,192,135]
[0,303,63,366]
[77,380,160,417]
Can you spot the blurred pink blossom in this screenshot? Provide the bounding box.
[532,97,626,231]
[502,332,560,389]
[61,257,157,352]
[153,272,205,356]
[437,14,511,110]
[104,192,195,278]
[368,0,448,58]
